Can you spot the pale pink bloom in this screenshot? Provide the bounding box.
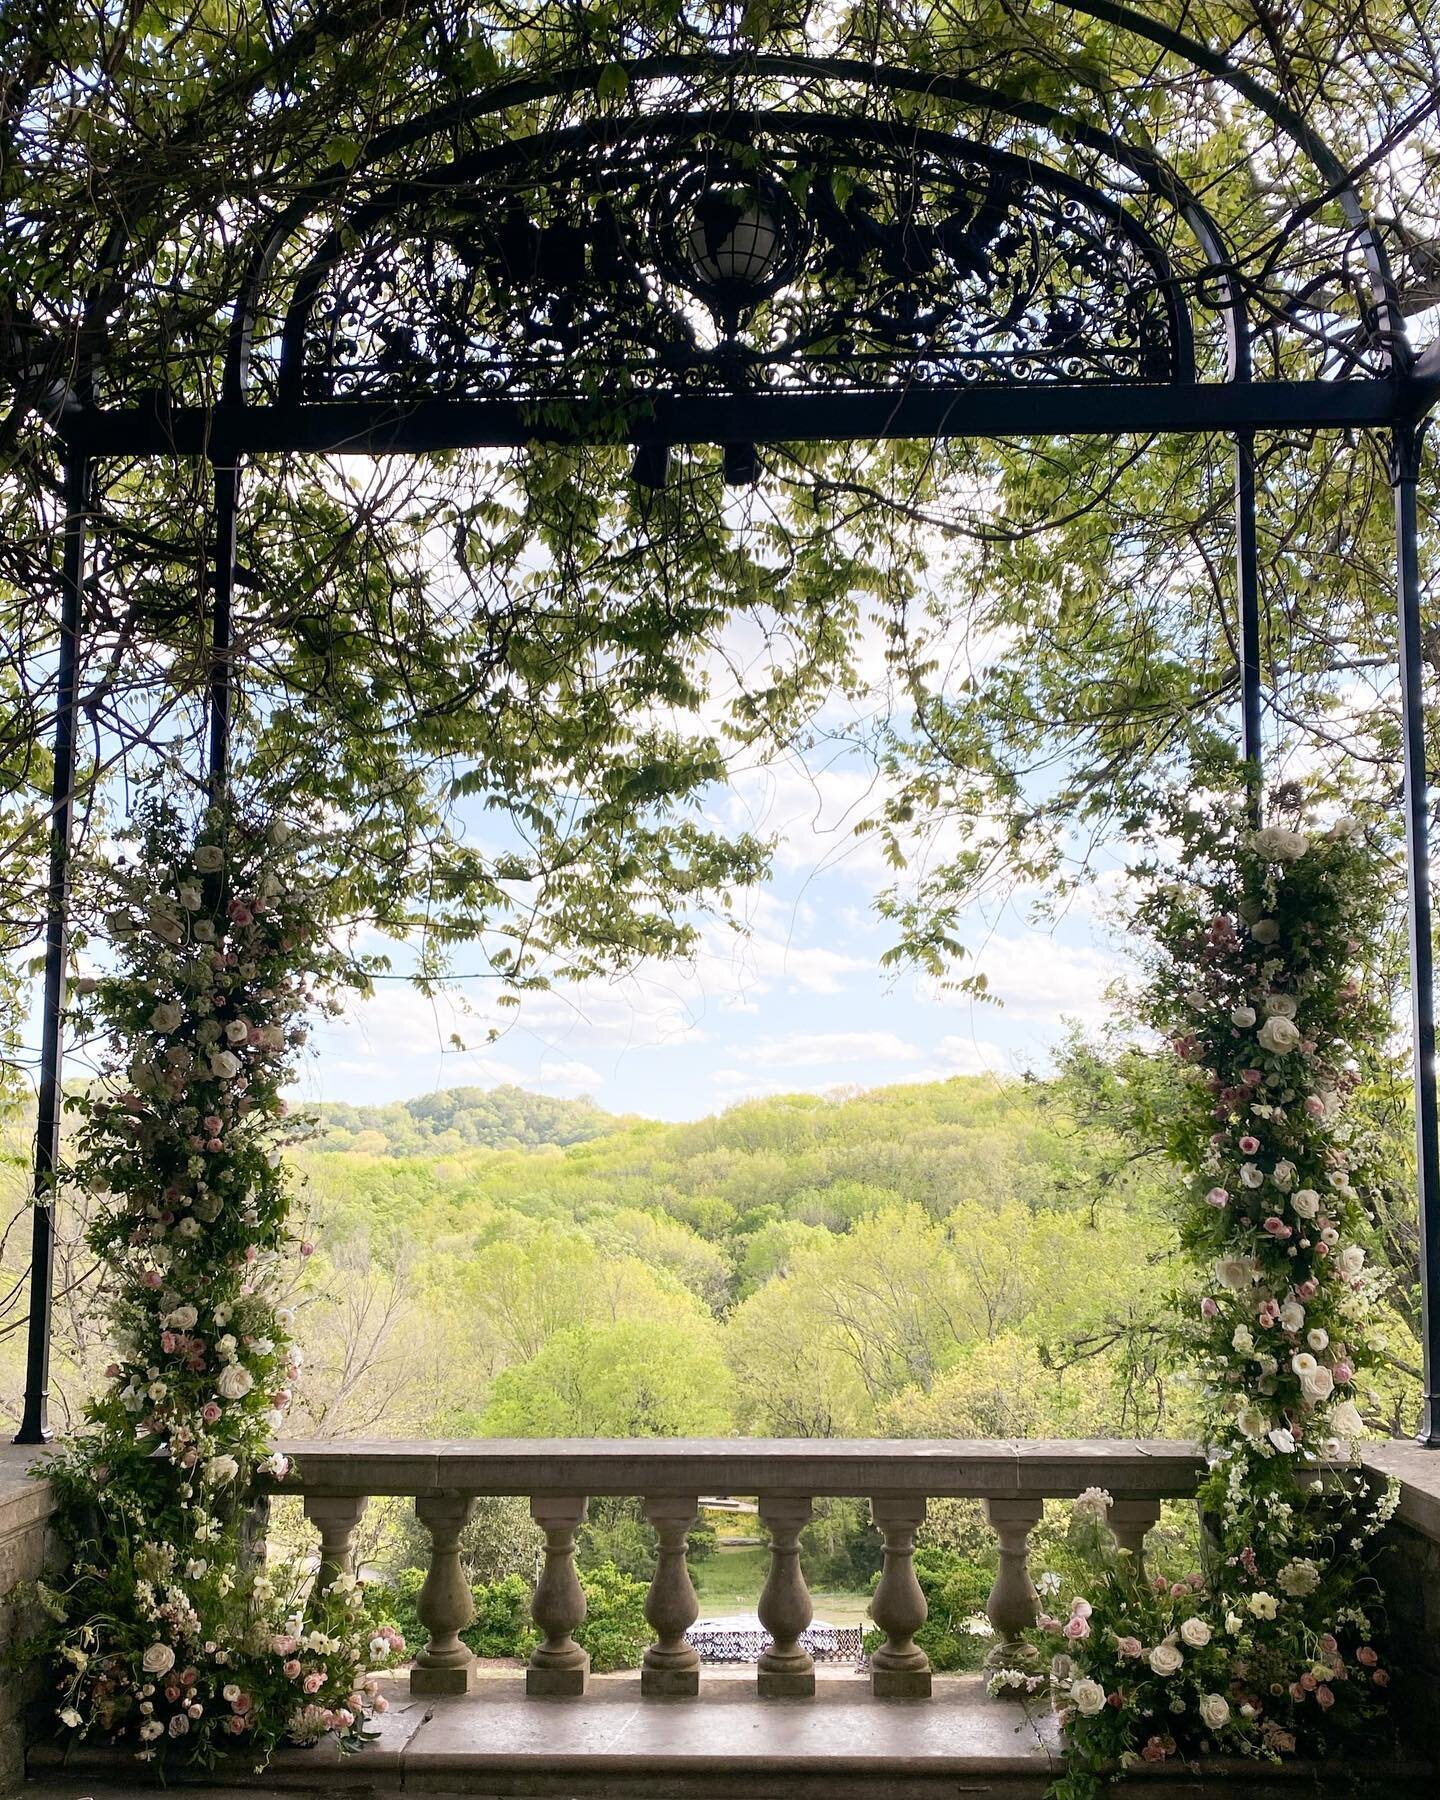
[1315,1686,1335,1709]
[1374,1670,1390,1686]
[1206,1188,1229,1208]
[1305,1096,1326,1118]
[373,1696,389,1714]
[202,1402,221,1424]
[299,1240,314,1257]
[1357,1647,1378,1666]
[1063,1616,1090,1640]
[1263,1216,1292,1237]
[1241,1069,1263,1086]
[1115,1636,1142,1658]
[283,1660,302,1679]
[303,1672,326,1694]
[1201,1297,1218,1318]
[1239,1135,1260,1154]
[161,1332,177,1352]
[142,1271,163,1289]
[232,1693,252,1715]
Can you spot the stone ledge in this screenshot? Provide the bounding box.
[1362,1442,1440,1541]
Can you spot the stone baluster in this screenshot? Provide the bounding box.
[303,1494,367,1594]
[756,1494,815,1697]
[1107,1498,1161,1578]
[982,1498,1042,1688]
[410,1492,477,1696]
[528,1494,590,1696]
[869,1495,931,1698]
[642,1494,701,1697]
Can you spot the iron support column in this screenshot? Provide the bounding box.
[1393,420,1440,1447]
[208,458,239,789]
[15,452,92,1444]
[1235,430,1263,820]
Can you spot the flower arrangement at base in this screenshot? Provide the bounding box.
[29,793,404,1766]
[1022,785,1402,1797]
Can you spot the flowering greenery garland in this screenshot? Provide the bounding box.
[1019,788,1400,1795]
[34,796,405,1766]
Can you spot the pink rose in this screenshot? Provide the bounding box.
[1206,1188,1229,1208]
[299,1241,314,1257]
[303,1672,325,1694]
[203,1115,221,1133]
[1116,1636,1142,1658]
[1300,1672,1317,1691]
[373,1696,389,1714]
[1332,1360,1353,1383]
[1038,1614,1061,1634]
[232,1694,252,1715]
[272,1635,299,1657]
[1357,1647,1378,1666]
[1063,1616,1090,1640]
[284,1660,302,1680]
[161,1332,177,1352]
[1239,1135,1260,1154]
[1373,1670,1390,1686]
[1320,1634,1337,1652]
[1201,1297,1219,1318]
[1315,1686,1334,1709]
[1305,1096,1326,1118]
[1263,1216,1292,1237]
[1242,1069,1263,1086]
[202,1402,221,1424]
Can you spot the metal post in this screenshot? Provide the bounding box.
[208,458,239,790]
[15,452,91,1444]
[1393,420,1440,1447]
[1235,429,1263,819]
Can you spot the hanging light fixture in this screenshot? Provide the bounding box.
[657,158,804,331]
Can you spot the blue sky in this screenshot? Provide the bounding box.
[297,745,1130,1122]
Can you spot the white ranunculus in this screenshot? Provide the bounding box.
[1199,1694,1230,1729]
[194,845,225,872]
[1148,1643,1184,1676]
[208,1049,240,1080]
[224,1018,249,1045]
[1337,1245,1366,1277]
[1254,825,1310,863]
[1291,1189,1320,1219]
[1179,1617,1211,1648]
[203,1454,239,1485]
[1257,1015,1302,1054]
[216,1364,254,1401]
[1290,1352,1318,1378]
[141,1643,176,1674]
[1307,1328,1329,1351]
[1263,993,1298,1020]
[1071,1678,1107,1716]
[1231,1005,1257,1028]
[149,1001,183,1033]
[1250,919,1280,945]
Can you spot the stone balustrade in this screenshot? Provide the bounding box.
[272,1438,1204,1701]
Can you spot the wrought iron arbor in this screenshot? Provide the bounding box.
[15,30,1440,1443]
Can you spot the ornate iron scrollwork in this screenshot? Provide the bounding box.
[279,113,1192,406]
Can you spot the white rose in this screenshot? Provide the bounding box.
[1257,1015,1302,1054]
[1290,1352,1318,1378]
[1254,825,1310,863]
[1240,1163,1264,1189]
[1231,1005,1257,1028]
[1179,1617,1211,1648]
[163,1305,198,1331]
[1071,1678,1107,1716]
[209,1050,241,1080]
[224,1018,249,1045]
[1307,1329,1329,1351]
[1271,1160,1296,1191]
[203,1454,239,1485]
[216,1364,254,1401]
[1251,920,1280,945]
[1149,1643,1184,1676]
[1263,993,1298,1020]
[1301,1366,1335,1404]
[1337,1245,1366,1277]
[149,1001,183,1033]
[1232,1326,1254,1355]
[194,845,225,872]
[1216,1256,1253,1291]
[1330,1400,1366,1439]
[178,883,204,910]
[1199,1693,1230,1729]
[141,1643,176,1674]
[1291,1189,1320,1219]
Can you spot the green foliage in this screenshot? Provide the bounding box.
[381,1566,538,1660]
[312,1087,615,1155]
[910,1549,996,1673]
[575,1561,650,1674]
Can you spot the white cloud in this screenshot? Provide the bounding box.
[920,932,1121,1024]
[747,1029,924,1069]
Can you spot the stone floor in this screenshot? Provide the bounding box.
[23,1672,1437,1800]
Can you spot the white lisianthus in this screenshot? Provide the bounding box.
[1263,993,1298,1020]
[149,1001,183,1033]
[1179,1617,1211,1648]
[178,883,203,910]
[142,1643,176,1674]
[1291,1189,1320,1219]
[1240,1163,1264,1188]
[1253,825,1310,862]
[1199,1694,1230,1729]
[194,845,224,872]
[1258,1015,1302,1054]
[1071,1678,1107,1716]
[216,1364,254,1400]
[1250,919,1280,945]
[1148,1643,1184,1676]
[1231,1005,1257,1028]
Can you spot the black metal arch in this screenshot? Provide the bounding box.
[17,42,1440,1456]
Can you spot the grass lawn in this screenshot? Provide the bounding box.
[692,1545,872,1628]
